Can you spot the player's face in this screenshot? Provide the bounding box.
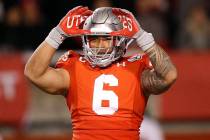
[88,36,114,54]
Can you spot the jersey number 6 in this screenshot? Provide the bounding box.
[92,74,118,115]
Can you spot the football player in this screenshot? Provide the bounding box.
[25,6,177,140]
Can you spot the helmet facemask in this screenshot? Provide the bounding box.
[82,35,128,67]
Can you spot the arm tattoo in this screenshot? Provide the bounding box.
[141,70,170,95]
[141,45,177,95]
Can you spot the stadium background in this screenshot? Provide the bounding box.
[0,0,210,140]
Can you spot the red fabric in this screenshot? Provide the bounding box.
[56,51,149,140]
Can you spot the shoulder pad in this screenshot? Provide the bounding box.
[57,50,79,62]
[56,50,79,68]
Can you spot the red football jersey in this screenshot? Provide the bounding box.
[56,50,151,140]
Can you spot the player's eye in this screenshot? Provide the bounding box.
[103,37,112,40]
[87,36,98,41]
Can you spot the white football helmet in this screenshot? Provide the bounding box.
[82,7,130,67]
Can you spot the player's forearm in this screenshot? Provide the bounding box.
[142,44,177,95]
[25,26,66,80]
[145,44,177,82]
[135,30,177,95]
[24,41,56,80]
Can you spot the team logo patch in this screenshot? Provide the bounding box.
[127,54,142,62]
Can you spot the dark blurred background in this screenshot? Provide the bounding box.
[0,0,209,51]
[0,0,210,140]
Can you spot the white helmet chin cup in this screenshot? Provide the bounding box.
[82,7,129,67]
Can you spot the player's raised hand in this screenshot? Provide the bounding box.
[112,8,155,52]
[111,8,143,38]
[45,6,92,49]
[58,6,93,36]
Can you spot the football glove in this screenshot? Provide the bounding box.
[45,6,92,49]
[58,6,92,36]
[111,8,155,51]
[111,8,141,38]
